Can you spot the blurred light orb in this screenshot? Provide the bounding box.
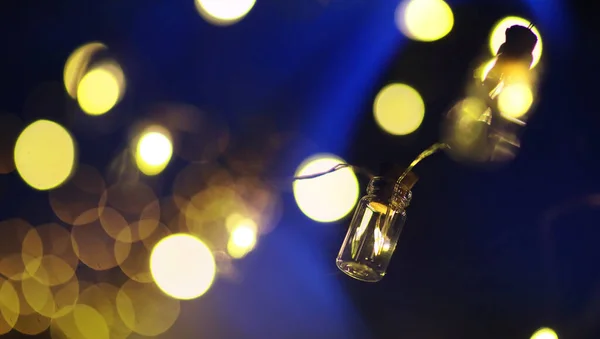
[14,120,76,190]
[135,126,173,176]
[396,0,454,42]
[195,0,256,26]
[227,220,257,259]
[77,63,123,116]
[73,303,110,339]
[489,16,543,68]
[497,83,533,118]
[63,42,107,99]
[531,328,558,339]
[293,154,359,223]
[374,83,425,136]
[150,234,216,300]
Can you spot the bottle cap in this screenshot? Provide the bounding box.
[380,164,419,191]
[399,171,419,191]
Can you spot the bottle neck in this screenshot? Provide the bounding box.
[366,177,412,211]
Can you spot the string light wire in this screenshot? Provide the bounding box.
[293,163,375,181]
[293,142,450,188]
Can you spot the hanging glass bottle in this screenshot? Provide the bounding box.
[336,172,417,282]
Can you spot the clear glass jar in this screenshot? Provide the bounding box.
[336,175,414,282]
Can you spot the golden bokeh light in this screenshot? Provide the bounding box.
[100,181,161,244]
[49,164,107,226]
[23,223,79,286]
[195,0,256,26]
[77,61,124,116]
[64,42,107,99]
[72,283,132,339]
[227,217,257,259]
[116,223,171,284]
[21,276,52,318]
[293,154,359,223]
[396,0,454,42]
[12,279,51,336]
[497,82,533,118]
[116,279,180,336]
[489,16,543,68]
[73,304,110,339]
[71,208,132,271]
[135,126,173,176]
[13,312,50,335]
[531,327,558,339]
[14,120,76,191]
[150,234,217,300]
[373,83,425,136]
[0,279,19,334]
[0,219,41,281]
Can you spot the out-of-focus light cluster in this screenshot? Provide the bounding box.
[64,42,126,116]
[2,91,281,337]
[531,327,558,339]
[195,0,256,26]
[293,154,359,222]
[444,15,543,164]
[396,0,454,42]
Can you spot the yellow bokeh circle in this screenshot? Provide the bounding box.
[195,0,256,26]
[14,120,76,190]
[293,154,359,223]
[396,0,454,42]
[135,126,173,176]
[531,327,558,339]
[373,83,425,136]
[497,83,533,118]
[77,62,124,116]
[150,234,216,300]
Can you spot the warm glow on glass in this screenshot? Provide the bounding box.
[227,219,258,259]
[135,127,173,176]
[150,234,216,300]
[396,0,454,42]
[63,42,106,99]
[489,16,543,68]
[497,83,533,118]
[77,63,123,116]
[14,120,76,190]
[293,155,359,223]
[373,83,425,136]
[195,0,256,26]
[479,58,497,82]
[531,328,558,339]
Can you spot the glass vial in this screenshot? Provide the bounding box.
[336,175,415,282]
